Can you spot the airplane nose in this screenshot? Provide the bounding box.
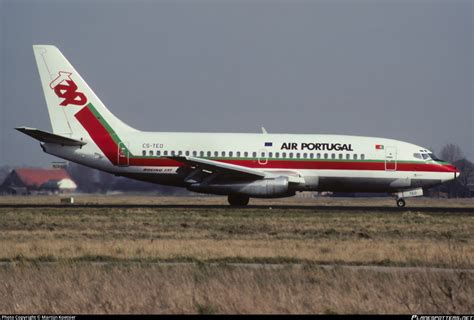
[455,169,461,179]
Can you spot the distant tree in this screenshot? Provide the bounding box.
[66,163,101,193]
[450,158,474,197]
[430,144,474,198]
[439,143,464,163]
[96,170,116,192]
[0,166,12,184]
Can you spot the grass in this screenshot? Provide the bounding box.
[0,204,472,267]
[0,263,472,314]
[0,195,473,313]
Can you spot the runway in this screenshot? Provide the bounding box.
[1,260,473,273]
[1,203,473,213]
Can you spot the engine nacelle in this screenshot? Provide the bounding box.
[188,176,294,198]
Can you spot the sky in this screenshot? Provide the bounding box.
[0,0,473,167]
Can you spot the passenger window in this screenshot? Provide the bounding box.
[310,153,314,159]
[296,153,300,159]
[303,153,308,159]
[317,153,321,159]
[178,151,183,156]
[252,152,257,158]
[207,151,211,157]
[346,154,350,160]
[185,151,190,156]
[149,150,153,156]
[236,151,241,157]
[269,152,273,158]
[324,153,328,159]
[171,151,176,156]
[289,153,293,159]
[282,152,286,158]
[353,154,358,160]
[275,152,279,158]
[338,154,343,160]
[244,152,248,157]
[214,151,218,157]
[261,152,265,157]
[142,150,146,156]
[157,150,161,156]
[199,151,204,157]
[222,151,226,157]
[331,153,336,159]
[361,154,365,160]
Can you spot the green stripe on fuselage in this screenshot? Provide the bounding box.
[86,103,132,155]
[132,156,438,165]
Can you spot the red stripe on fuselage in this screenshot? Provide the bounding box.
[75,107,120,165]
[125,157,456,173]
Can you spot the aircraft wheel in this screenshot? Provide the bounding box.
[228,194,249,206]
[396,198,406,208]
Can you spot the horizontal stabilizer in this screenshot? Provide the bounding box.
[15,127,86,146]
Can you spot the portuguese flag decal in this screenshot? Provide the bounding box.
[375,144,384,150]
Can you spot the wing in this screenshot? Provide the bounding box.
[169,156,305,185]
[170,156,266,182]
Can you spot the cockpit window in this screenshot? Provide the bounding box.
[413,153,422,159]
[428,153,444,162]
[421,154,429,160]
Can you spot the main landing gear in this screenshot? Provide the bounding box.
[228,194,249,206]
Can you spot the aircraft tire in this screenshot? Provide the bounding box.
[396,198,406,208]
[228,194,250,206]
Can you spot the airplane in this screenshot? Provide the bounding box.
[17,45,460,207]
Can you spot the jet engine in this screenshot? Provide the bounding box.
[188,176,294,198]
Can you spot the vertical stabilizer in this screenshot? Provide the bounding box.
[32,45,135,137]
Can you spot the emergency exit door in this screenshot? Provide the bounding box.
[258,148,268,165]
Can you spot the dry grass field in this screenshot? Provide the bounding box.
[1,263,472,314]
[0,195,473,313]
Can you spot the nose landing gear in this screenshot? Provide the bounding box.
[394,188,423,208]
[396,198,406,208]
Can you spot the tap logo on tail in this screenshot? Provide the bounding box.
[49,71,87,106]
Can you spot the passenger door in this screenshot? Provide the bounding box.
[385,146,397,171]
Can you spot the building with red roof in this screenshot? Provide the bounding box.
[0,168,77,195]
